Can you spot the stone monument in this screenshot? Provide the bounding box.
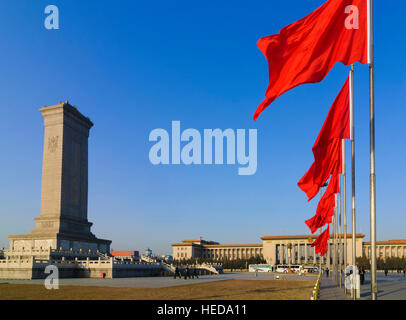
[7,102,111,257]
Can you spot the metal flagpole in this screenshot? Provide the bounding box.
[350,64,357,300]
[343,138,348,294]
[332,213,335,281]
[320,189,323,272]
[368,0,377,300]
[338,180,343,288]
[335,194,339,285]
[334,195,338,283]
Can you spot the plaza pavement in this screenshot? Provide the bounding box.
[319,271,406,300]
[0,272,317,289]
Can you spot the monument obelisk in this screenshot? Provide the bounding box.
[8,102,111,255]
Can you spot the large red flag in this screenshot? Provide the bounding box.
[312,77,351,159]
[305,172,340,233]
[298,76,350,201]
[298,138,343,201]
[311,225,330,256]
[254,0,367,120]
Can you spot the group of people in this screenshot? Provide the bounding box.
[384,268,406,277]
[173,266,199,279]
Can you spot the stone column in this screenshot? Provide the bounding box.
[305,243,308,264]
[313,247,317,264]
[327,242,331,267]
[281,244,284,264]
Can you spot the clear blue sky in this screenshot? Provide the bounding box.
[0,1,404,255]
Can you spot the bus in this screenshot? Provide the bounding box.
[248,264,275,273]
[303,266,319,273]
[276,265,304,273]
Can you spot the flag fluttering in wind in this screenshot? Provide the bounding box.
[300,75,351,237]
[254,0,367,120]
[312,225,330,256]
[298,139,343,201]
[298,77,350,201]
[305,159,341,233]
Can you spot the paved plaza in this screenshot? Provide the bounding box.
[319,271,406,300]
[0,272,317,289]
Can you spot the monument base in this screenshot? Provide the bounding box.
[7,232,111,260]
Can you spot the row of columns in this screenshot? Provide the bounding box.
[365,245,406,259]
[275,242,346,266]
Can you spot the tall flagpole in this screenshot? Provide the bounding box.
[350,64,356,300]
[332,200,336,282]
[336,194,339,284]
[334,194,338,283]
[368,0,377,300]
[343,138,348,293]
[339,178,342,288]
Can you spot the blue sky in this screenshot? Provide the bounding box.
[0,1,404,255]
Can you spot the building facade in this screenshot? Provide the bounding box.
[172,234,406,267]
[363,240,406,260]
[172,239,263,261]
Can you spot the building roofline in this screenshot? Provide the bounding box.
[261,234,365,240]
[363,240,406,245]
[171,243,262,248]
[203,244,262,248]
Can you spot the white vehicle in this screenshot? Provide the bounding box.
[303,266,319,273]
[276,265,303,273]
[248,264,275,273]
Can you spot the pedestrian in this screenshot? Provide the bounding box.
[193,268,198,279]
[359,267,365,285]
[384,268,388,277]
[184,266,190,279]
[325,267,330,278]
[255,269,258,278]
[403,269,406,277]
[174,266,181,279]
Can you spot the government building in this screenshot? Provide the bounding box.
[172,235,406,267]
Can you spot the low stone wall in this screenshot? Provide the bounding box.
[0,258,166,279]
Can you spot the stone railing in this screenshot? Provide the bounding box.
[5,247,108,258]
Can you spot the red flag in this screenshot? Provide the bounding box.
[298,76,350,201]
[311,225,330,256]
[254,0,367,120]
[305,173,339,233]
[298,138,343,201]
[312,77,351,159]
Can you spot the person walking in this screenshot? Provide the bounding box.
[359,266,365,285]
[403,268,406,277]
[384,268,388,277]
[174,266,181,279]
[193,268,198,279]
[184,266,190,280]
[325,267,330,278]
